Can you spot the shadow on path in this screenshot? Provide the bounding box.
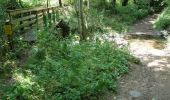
[102,14,170,100]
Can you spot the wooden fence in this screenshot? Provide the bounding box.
[7,6,61,33]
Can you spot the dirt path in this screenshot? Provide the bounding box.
[102,15,170,100]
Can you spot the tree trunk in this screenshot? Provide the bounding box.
[112,0,116,7]
[77,0,86,40]
[59,0,62,7]
[47,0,49,7]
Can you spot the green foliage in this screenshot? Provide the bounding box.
[21,0,46,7]
[134,0,167,12]
[0,0,9,33]
[150,0,167,12]
[0,1,149,99]
[87,4,149,33]
[115,5,149,23]
[154,7,170,29]
[134,0,150,7]
[4,31,133,100]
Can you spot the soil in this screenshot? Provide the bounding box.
[102,14,170,100]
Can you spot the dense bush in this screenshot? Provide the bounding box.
[4,31,134,100]
[154,1,170,30]
[86,3,150,34]
[115,5,149,23]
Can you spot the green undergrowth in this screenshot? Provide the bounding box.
[3,31,137,100]
[55,4,150,35]
[154,7,170,30]
[87,4,150,34]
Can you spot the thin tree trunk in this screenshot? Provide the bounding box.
[77,0,82,39]
[59,0,62,7]
[87,0,89,9]
[76,0,86,40]
[80,0,86,40]
[112,0,116,7]
[47,0,49,7]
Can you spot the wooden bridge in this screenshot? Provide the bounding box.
[7,6,61,31]
[5,6,64,41]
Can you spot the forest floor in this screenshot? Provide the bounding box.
[102,14,170,100]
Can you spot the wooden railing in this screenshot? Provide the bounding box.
[7,6,60,33]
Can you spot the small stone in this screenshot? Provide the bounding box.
[129,90,141,98]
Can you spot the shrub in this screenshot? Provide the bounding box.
[5,31,133,100]
[154,7,170,29]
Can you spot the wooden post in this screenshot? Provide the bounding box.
[43,9,47,27]
[55,7,59,21]
[52,7,56,23]
[36,11,39,30]
[59,0,62,7]
[29,11,33,28]
[4,20,13,51]
[48,8,52,27]
[20,13,24,32]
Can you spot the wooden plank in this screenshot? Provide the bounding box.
[20,13,24,31]
[8,6,46,16]
[7,6,59,32]
[9,8,38,16]
[38,13,43,16]
[29,12,33,27]
[49,10,53,13]
[38,16,43,20]
[36,11,39,30]
[11,15,36,24]
[7,6,59,16]
[14,19,36,30]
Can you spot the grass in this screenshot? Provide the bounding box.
[1,31,137,100]
[0,3,147,100]
[154,7,170,30]
[87,4,150,34]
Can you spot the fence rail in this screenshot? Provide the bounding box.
[7,6,61,33]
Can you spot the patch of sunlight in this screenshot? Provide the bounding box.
[14,72,35,86]
[148,60,166,67]
[72,35,80,45]
[167,64,170,68]
[103,27,114,33]
[147,58,169,71]
[149,20,155,24]
[13,71,44,92]
[129,39,168,57]
[129,40,150,55]
[166,36,170,50]
[50,0,58,6]
[4,60,17,67]
[135,32,146,35]
[103,27,112,30]
[154,67,165,71]
[148,49,166,56]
